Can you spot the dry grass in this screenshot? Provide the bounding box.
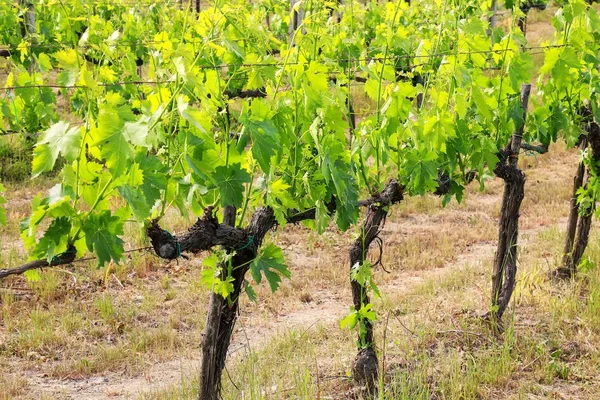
[2,139,599,399]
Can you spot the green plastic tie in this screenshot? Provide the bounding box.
[164,230,182,257]
[50,248,77,265]
[238,235,255,251]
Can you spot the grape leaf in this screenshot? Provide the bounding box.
[136,153,168,208]
[211,163,251,208]
[32,122,81,177]
[93,112,134,176]
[200,253,235,299]
[539,47,581,82]
[404,150,439,195]
[244,280,257,302]
[340,307,359,329]
[242,118,280,174]
[250,244,290,292]
[239,100,281,174]
[118,185,150,222]
[82,211,125,268]
[31,216,72,262]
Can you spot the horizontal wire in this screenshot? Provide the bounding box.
[0,43,570,81]
[0,49,554,91]
[0,38,567,56]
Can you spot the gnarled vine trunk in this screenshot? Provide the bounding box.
[490,84,530,320]
[198,206,276,400]
[148,198,368,398]
[350,180,403,395]
[561,141,586,274]
[561,119,600,277]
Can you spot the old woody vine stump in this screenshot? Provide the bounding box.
[349,180,403,394]
[557,108,600,278]
[490,84,531,321]
[148,206,278,400]
[148,199,342,399]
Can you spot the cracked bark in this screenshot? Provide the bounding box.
[147,197,369,399]
[568,121,600,275]
[560,139,587,277]
[350,180,403,396]
[490,84,530,320]
[559,112,600,278]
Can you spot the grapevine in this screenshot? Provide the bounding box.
[1,0,599,398]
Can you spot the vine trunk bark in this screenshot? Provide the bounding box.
[562,119,600,276]
[560,138,587,277]
[148,197,379,398]
[198,207,276,400]
[490,84,530,320]
[350,180,403,396]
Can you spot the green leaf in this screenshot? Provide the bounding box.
[137,153,168,208]
[404,150,439,195]
[56,70,76,87]
[323,158,358,231]
[93,112,134,176]
[200,254,219,287]
[351,261,373,286]
[340,307,359,329]
[539,47,581,82]
[123,118,151,148]
[244,280,257,302]
[200,254,235,299]
[118,185,150,222]
[250,244,290,292]
[244,118,280,174]
[53,49,78,70]
[358,303,377,322]
[212,163,251,208]
[547,103,569,141]
[471,86,492,122]
[365,79,381,101]
[508,52,533,92]
[214,275,235,298]
[266,179,297,227]
[178,97,213,136]
[314,199,331,234]
[31,216,71,262]
[82,211,125,268]
[32,122,81,177]
[37,53,53,72]
[24,269,41,282]
[240,100,281,174]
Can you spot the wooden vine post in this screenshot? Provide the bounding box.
[289,0,304,44]
[490,83,530,320]
[487,0,498,37]
[349,180,403,395]
[19,0,37,72]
